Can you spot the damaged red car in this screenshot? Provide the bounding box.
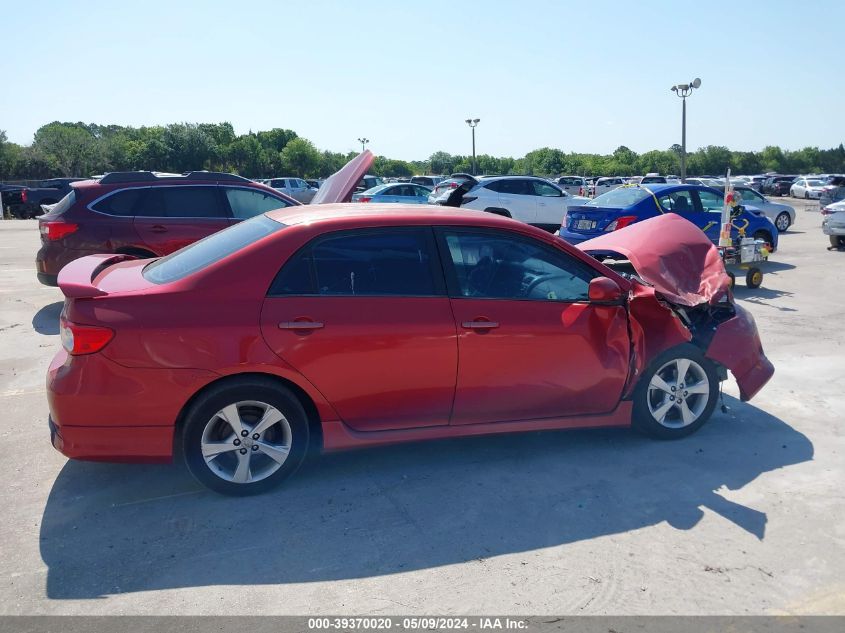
[47,154,774,495]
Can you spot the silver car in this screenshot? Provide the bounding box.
[268,177,317,204]
[731,186,796,232]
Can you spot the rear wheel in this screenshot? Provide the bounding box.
[774,212,791,232]
[182,378,310,495]
[831,235,845,249]
[804,191,809,200]
[633,345,718,439]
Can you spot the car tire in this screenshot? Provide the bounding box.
[804,192,809,200]
[182,377,311,496]
[831,235,845,249]
[774,212,791,232]
[753,230,772,246]
[632,344,719,439]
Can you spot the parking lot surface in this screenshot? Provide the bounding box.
[0,201,842,615]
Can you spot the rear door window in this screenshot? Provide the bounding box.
[91,189,144,216]
[137,186,226,218]
[269,228,442,297]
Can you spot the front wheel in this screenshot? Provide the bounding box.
[182,378,310,495]
[774,212,791,232]
[831,235,845,249]
[632,345,719,439]
[804,191,809,200]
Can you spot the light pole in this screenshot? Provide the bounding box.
[670,78,701,183]
[465,118,480,175]
[357,137,369,153]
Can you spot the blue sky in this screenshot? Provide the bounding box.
[1,0,842,160]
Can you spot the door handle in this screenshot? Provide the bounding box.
[462,320,499,330]
[150,225,167,233]
[279,321,324,330]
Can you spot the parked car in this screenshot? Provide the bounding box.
[640,174,667,185]
[305,179,323,189]
[351,183,432,204]
[434,175,590,232]
[589,177,625,197]
[715,185,796,232]
[822,200,845,249]
[761,175,797,197]
[559,184,779,250]
[555,176,588,196]
[819,176,845,208]
[35,171,298,286]
[790,177,826,199]
[2,177,88,218]
[355,174,384,192]
[46,193,773,494]
[268,177,316,204]
[410,175,444,188]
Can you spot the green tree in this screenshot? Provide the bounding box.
[280,137,321,177]
[32,122,102,176]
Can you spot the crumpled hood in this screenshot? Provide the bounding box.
[577,214,731,307]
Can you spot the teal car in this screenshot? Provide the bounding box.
[351,183,432,204]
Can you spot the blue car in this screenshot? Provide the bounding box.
[558,184,779,250]
[351,183,432,204]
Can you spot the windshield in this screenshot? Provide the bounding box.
[143,215,283,284]
[587,187,651,208]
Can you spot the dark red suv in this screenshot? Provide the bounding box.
[35,171,298,285]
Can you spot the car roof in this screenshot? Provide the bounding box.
[266,203,527,229]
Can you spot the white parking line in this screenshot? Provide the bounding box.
[0,389,46,398]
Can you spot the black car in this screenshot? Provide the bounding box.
[761,175,797,197]
[3,177,88,218]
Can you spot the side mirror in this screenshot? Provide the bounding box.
[588,277,625,304]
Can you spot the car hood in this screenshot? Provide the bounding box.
[578,214,730,307]
[310,151,375,204]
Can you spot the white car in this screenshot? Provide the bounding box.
[731,186,796,232]
[268,177,316,203]
[822,200,845,249]
[790,177,826,200]
[589,177,625,197]
[434,175,590,232]
[555,176,588,196]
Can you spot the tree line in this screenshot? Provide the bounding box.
[1,121,843,181]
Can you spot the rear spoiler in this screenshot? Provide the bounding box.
[57,253,137,298]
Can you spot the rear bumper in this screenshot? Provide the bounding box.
[47,348,217,462]
[557,228,593,244]
[37,272,58,286]
[49,415,173,463]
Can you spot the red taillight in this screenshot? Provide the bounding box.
[449,182,458,188]
[821,206,835,216]
[21,189,28,203]
[358,197,372,203]
[60,318,114,355]
[39,221,79,240]
[605,215,638,232]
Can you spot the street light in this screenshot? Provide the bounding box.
[357,137,369,153]
[670,78,701,183]
[465,118,480,176]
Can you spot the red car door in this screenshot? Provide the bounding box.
[260,227,458,432]
[133,185,231,254]
[437,228,630,426]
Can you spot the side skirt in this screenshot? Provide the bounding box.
[321,402,633,451]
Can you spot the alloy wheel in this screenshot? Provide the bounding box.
[646,358,710,429]
[775,213,790,232]
[200,400,292,484]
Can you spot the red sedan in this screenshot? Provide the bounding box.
[47,166,773,495]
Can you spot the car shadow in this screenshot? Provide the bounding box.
[40,397,812,600]
[32,301,63,335]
